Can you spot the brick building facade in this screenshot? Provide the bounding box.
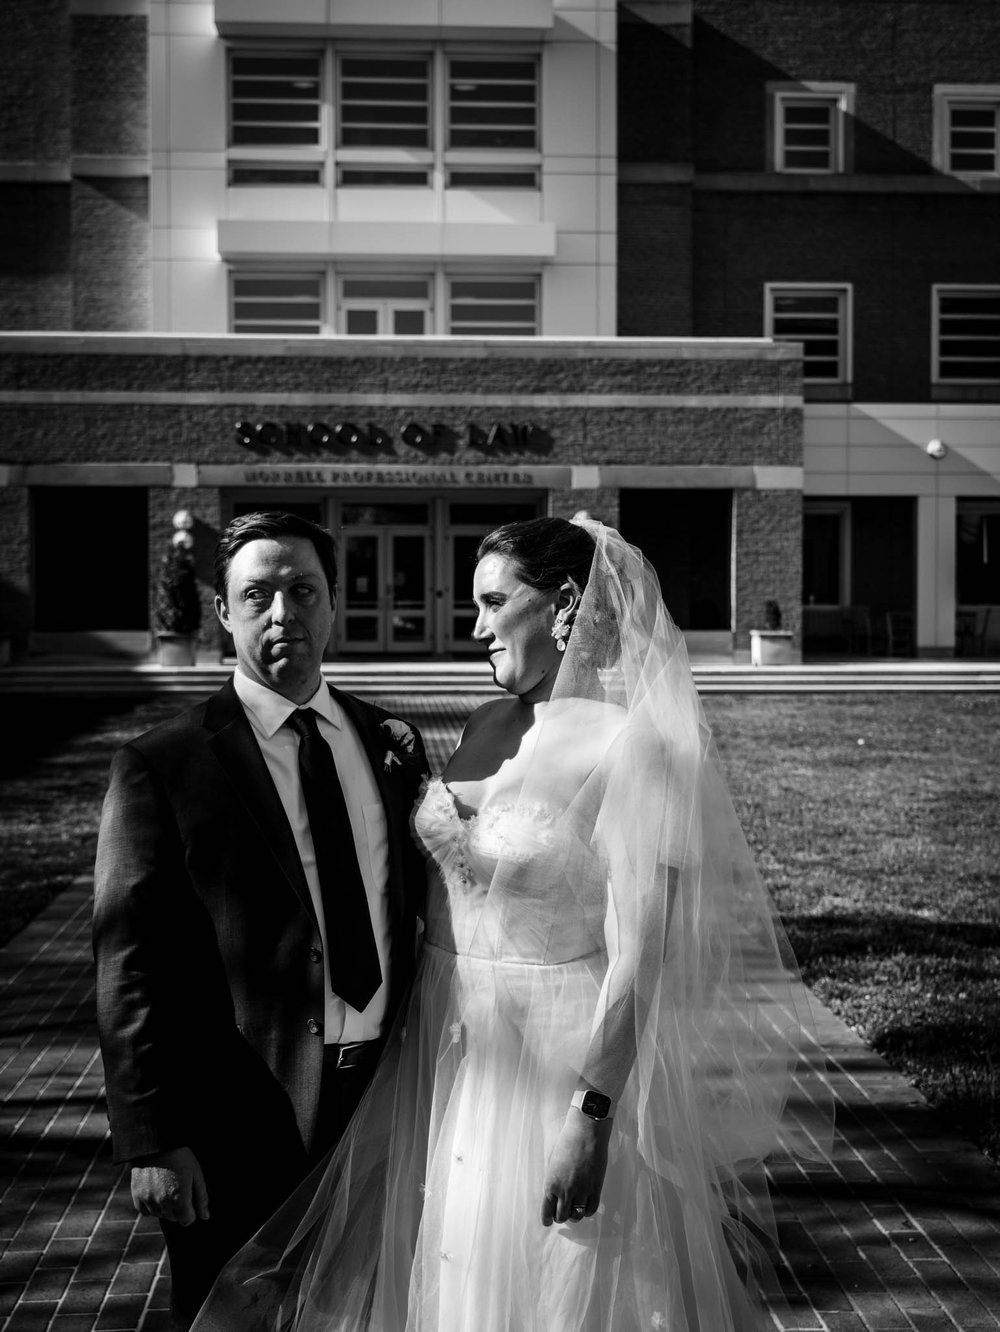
[0,334,802,659]
[2,0,999,659]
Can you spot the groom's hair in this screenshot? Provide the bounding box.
[214,510,339,603]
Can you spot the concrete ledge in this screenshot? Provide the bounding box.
[2,660,999,695]
[0,332,801,362]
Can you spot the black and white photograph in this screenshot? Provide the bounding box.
[1,2,999,1330]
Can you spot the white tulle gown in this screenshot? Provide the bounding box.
[397,776,764,1332]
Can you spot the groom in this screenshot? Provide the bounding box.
[93,510,428,1329]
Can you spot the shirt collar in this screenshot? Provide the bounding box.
[234,668,342,739]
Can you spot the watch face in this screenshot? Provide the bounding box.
[580,1090,612,1119]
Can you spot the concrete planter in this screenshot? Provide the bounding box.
[155,632,198,667]
[749,629,797,666]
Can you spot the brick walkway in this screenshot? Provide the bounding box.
[2,695,999,1331]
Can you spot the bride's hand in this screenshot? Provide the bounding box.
[540,1109,611,1226]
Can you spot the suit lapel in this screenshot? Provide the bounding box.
[203,679,316,923]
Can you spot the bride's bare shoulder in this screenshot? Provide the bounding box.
[460,697,516,737]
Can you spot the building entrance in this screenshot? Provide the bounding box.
[341,504,431,653]
[227,491,543,656]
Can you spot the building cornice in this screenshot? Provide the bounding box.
[0,333,799,362]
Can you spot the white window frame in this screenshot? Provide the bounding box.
[764,283,853,385]
[447,54,539,153]
[229,269,326,335]
[229,266,540,336]
[333,45,541,189]
[768,82,853,174]
[227,48,325,151]
[933,85,1000,177]
[933,284,1000,384]
[226,43,542,195]
[447,274,539,336]
[338,274,435,336]
[956,499,1000,608]
[803,500,852,609]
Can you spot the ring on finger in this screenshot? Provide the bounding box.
[571,1204,586,1218]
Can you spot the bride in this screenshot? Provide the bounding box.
[193,516,831,1331]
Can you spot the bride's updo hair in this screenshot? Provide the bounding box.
[476,516,596,591]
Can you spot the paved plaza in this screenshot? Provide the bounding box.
[2,695,999,1331]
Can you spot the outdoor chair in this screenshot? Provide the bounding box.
[956,607,993,657]
[842,605,872,655]
[885,610,914,657]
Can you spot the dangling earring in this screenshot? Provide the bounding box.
[551,617,570,653]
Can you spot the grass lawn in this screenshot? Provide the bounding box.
[2,689,999,1161]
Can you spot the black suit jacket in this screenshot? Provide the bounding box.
[93,679,429,1166]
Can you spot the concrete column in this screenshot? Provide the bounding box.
[916,495,956,656]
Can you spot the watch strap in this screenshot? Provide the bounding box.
[570,1087,614,1121]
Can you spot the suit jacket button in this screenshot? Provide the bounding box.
[307,1018,322,1035]
[309,947,322,963]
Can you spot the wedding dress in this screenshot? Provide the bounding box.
[193,521,832,1332]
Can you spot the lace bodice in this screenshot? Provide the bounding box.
[413,778,607,964]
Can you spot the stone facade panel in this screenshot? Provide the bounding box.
[71,179,150,332]
[72,15,148,158]
[0,0,71,163]
[548,487,620,530]
[734,488,802,648]
[0,487,31,652]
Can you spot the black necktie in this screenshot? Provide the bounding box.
[286,708,382,1012]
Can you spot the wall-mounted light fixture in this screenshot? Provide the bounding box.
[926,438,947,460]
[171,508,195,551]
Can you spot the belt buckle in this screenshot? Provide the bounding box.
[336,1040,366,1069]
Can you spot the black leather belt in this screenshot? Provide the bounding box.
[323,1040,375,1070]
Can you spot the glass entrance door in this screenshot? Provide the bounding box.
[442,498,543,653]
[339,503,431,653]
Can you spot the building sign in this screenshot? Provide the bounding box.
[197,464,573,488]
[235,419,555,455]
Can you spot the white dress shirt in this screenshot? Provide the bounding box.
[233,669,391,1042]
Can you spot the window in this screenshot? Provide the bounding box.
[338,167,430,187]
[229,163,323,186]
[230,270,540,336]
[231,273,323,334]
[448,58,538,150]
[957,502,1000,604]
[934,286,1000,383]
[934,86,1000,176]
[229,52,322,147]
[803,502,850,607]
[339,56,431,148]
[447,168,538,188]
[229,47,540,190]
[765,285,851,383]
[449,277,538,335]
[340,277,432,336]
[769,84,852,173]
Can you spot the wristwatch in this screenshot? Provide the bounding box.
[570,1087,614,1121]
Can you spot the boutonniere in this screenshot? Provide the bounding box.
[381,717,417,774]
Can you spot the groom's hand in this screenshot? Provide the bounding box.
[130,1146,210,1226]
